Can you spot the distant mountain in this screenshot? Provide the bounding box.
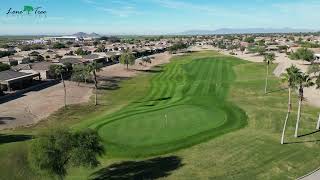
[72,32,101,38]
[72,32,88,37]
[181,28,316,35]
[89,32,100,37]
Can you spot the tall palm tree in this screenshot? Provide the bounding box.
[263,53,276,94]
[316,75,320,130]
[294,73,314,137]
[88,62,102,106]
[316,75,320,89]
[54,65,67,108]
[280,65,301,144]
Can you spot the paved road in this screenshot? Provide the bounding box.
[299,168,320,180]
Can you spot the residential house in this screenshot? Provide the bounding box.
[0,70,40,92]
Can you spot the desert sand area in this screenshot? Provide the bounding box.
[98,52,172,78]
[0,52,173,130]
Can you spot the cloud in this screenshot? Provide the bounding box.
[152,0,260,20]
[82,0,141,17]
[272,0,320,16]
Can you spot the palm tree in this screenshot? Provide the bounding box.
[294,73,314,137]
[120,52,136,70]
[316,75,320,130]
[280,65,301,144]
[316,75,320,89]
[88,62,102,106]
[54,65,67,108]
[263,53,276,94]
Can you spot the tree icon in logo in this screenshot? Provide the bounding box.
[23,5,34,14]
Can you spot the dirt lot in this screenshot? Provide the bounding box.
[98,52,172,78]
[0,81,92,130]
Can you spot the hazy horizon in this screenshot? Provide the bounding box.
[1,0,320,35]
[0,27,318,36]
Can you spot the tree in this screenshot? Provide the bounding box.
[307,64,320,77]
[0,63,10,72]
[244,36,255,43]
[289,48,314,63]
[278,45,288,53]
[87,62,102,106]
[240,46,246,54]
[50,65,67,108]
[294,73,314,137]
[0,44,10,49]
[280,65,301,144]
[257,46,266,56]
[120,52,136,70]
[29,128,104,180]
[256,39,265,46]
[36,55,45,62]
[0,50,14,58]
[52,43,66,49]
[94,45,105,52]
[110,55,118,63]
[263,53,276,94]
[71,64,91,85]
[316,75,320,89]
[93,41,99,47]
[168,42,188,53]
[75,48,91,56]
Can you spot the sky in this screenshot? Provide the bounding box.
[0,0,319,35]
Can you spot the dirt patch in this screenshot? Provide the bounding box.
[0,81,93,130]
[98,52,172,78]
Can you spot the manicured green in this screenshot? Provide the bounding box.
[89,53,247,157]
[1,51,320,180]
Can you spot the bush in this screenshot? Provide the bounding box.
[247,45,266,55]
[300,42,320,48]
[244,37,255,43]
[19,44,44,51]
[168,42,188,53]
[75,48,91,56]
[0,63,10,72]
[0,50,14,58]
[52,43,66,49]
[289,48,314,62]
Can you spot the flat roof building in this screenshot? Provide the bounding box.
[0,70,40,92]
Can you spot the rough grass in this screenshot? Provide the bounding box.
[1,51,320,180]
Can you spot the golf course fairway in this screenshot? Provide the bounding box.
[2,51,320,180]
[89,52,247,156]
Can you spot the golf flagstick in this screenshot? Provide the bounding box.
[165,114,168,127]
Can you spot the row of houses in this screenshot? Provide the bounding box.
[0,45,168,94]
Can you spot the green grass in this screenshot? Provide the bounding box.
[89,53,247,157]
[1,51,320,180]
